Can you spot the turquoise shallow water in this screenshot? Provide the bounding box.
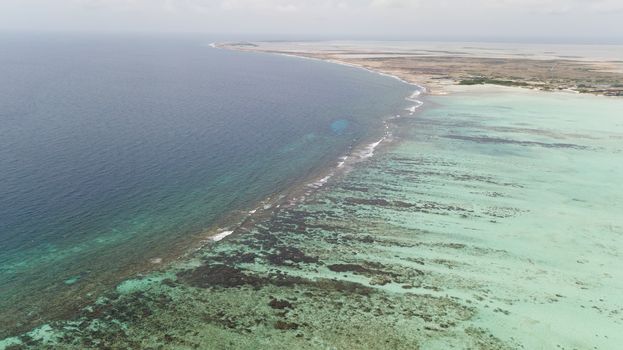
[3,82,621,349]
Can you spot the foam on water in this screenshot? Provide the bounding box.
[0,35,414,337]
[337,155,349,168]
[5,78,622,350]
[210,230,234,242]
[360,137,385,159]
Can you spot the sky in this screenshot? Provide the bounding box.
[1,0,622,42]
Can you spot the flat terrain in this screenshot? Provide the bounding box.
[220,41,623,96]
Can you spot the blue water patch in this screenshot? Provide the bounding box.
[330,119,350,135]
[0,33,413,337]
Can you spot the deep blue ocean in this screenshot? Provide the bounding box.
[0,34,411,334]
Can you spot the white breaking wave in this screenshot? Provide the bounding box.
[406,100,424,115]
[337,155,349,168]
[405,89,424,114]
[271,50,428,121]
[407,90,421,99]
[211,230,234,241]
[360,137,385,159]
[308,174,333,189]
[226,50,428,205]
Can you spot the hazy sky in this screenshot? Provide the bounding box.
[1,0,622,41]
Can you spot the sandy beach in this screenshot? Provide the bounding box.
[219,41,623,96]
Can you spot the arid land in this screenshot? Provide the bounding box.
[219,41,623,96]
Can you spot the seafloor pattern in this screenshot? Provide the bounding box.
[3,87,622,349]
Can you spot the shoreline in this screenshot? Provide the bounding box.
[6,40,611,341]
[215,43,429,94]
[5,43,623,349]
[0,44,424,341]
[217,41,623,97]
[197,88,425,246]
[188,44,428,248]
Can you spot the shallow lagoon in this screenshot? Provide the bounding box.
[2,84,623,349]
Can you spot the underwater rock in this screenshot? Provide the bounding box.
[274,321,299,330]
[161,279,177,288]
[177,264,263,289]
[266,247,319,266]
[328,264,371,274]
[268,299,294,310]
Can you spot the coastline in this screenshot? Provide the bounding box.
[0,42,422,341]
[195,91,425,249]
[4,43,623,349]
[217,41,623,97]
[190,44,428,248]
[215,43,429,94]
[197,48,623,350]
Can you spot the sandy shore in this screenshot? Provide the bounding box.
[218,41,623,96]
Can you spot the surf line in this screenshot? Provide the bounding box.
[202,45,427,245]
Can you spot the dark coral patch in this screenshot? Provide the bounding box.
[328,264,372,274]
[177,264,263,289]
[268,299,294,310]
[266,247,319,266]
[274,321,299,330]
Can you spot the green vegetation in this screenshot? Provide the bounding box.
[459,77,530,87]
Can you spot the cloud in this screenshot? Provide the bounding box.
[63,0,622,17]
[0,0,621,39]
[70,0,418,12]
[370,0,416,8]
[482,0,623,14]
